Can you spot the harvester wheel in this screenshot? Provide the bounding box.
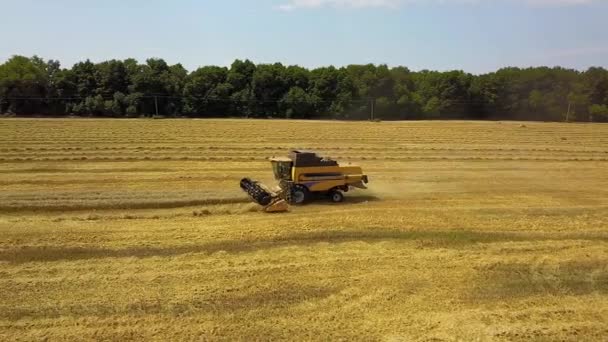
[290,185,309,205]
[329,190,344,203]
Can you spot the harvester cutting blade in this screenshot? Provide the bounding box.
[263,199,289,213]
[240,177,289,213]
[240,178,273,206]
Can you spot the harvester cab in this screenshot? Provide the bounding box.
[240,150,369,213]
[270,157,293,181]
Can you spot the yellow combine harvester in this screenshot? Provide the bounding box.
[240,150,369,212]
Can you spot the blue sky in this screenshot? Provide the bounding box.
[1,0,607,74]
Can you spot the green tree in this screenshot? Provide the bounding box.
[183,66,229,117]
[588,104,608,122]
[280,86,319,119]
[252,63,289,117]
[2,55,608,122]
[424,97,442,118]
[529,90,543,109]
[0,55,48,114]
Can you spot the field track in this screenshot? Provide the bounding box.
[1,119,607,341]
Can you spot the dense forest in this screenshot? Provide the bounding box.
[1,55,607,122]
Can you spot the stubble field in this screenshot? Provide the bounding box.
[1,118,607,341]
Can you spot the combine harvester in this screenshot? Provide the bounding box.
[240,150,369,213]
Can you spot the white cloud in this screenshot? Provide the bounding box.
[276,0,600,11]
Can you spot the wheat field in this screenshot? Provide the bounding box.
[0,118,607,341]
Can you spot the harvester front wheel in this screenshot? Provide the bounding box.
[329,190,344,203]
[290,185,309,205]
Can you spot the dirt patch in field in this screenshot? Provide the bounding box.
[3,230,607,264]
[472,259,608,301]
[0,197,251,212]
[0,284,338,320]
[190,283,339,313]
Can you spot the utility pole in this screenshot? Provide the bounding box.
[154,96,159,117]
[370,98,375,121]
[566,101,571,122]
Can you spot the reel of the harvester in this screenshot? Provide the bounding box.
[240,178,289,213]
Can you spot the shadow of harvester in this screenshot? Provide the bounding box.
[307,194,382,206]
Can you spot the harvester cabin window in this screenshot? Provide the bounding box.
[272,162,292,180]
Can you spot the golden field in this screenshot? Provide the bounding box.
[0,118,607,341]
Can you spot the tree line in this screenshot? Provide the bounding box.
[1,55,607,122]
